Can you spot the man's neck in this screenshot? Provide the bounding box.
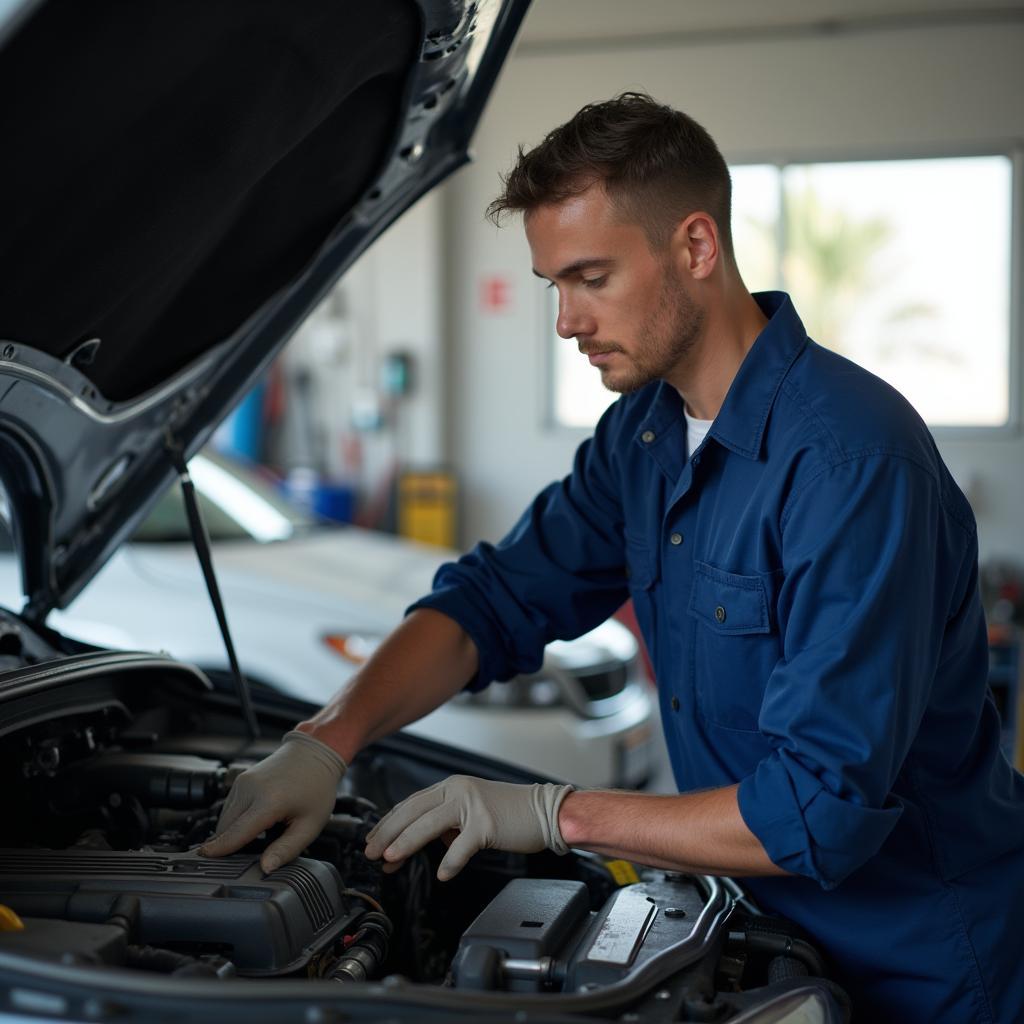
[669,288,768,420]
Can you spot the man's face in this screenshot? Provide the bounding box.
[526,184,704,394]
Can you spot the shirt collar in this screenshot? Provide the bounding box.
[634,291,807,464]
[709,291,807,459]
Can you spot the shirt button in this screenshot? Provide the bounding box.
[669,532,683,546]
[714,605,727,624]
[641,430,656,443]
[670,696,680,712]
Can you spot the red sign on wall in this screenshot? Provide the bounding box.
[480,274,512,314]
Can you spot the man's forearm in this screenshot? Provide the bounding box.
[296,608,479,764]
[558,784,788,878]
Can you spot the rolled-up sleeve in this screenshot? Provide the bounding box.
[407,410,630,692]
[738,452,973,889]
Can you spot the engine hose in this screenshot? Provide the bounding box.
[124,945,218,977]
[333,794,379,817]
[104,894,141,943]
[768,955,809,984]
[328,911,394,983]
[738,931,826,978]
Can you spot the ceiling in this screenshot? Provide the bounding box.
[516,0,1024,51]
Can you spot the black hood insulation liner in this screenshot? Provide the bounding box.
[0,0,420,401]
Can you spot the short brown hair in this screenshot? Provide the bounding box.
[488,92,733,258]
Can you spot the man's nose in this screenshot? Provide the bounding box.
[556,297,595,340]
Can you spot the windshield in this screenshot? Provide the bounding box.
[131,451,316,544]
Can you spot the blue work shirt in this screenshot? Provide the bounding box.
[411,292,1024,1021]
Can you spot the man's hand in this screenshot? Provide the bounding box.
[364,775,574,880]
[200,730,346,873]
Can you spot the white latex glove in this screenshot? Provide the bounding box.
[364,774,574,880]
[200,730,346,873]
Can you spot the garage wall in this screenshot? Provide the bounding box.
[273,190,445,508]
[443,17,1024,562]
[354,190,445,469]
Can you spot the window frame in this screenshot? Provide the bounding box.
[543,145,1023,441]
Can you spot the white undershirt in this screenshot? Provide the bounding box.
[684,407,714,458]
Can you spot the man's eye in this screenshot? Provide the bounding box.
[582,276,606,289]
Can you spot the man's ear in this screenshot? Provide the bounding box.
[670,212,719,281]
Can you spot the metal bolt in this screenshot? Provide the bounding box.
[401,141,425,163]
[2,344,15,359]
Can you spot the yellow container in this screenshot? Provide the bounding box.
[397,470,457,549]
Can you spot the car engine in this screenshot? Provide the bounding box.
[0,623,849,1020]
[0,706,416,984]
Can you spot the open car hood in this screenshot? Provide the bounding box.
[0,0,529,618]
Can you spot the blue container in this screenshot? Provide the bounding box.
[219,383,265,461]
[311,483,355,524]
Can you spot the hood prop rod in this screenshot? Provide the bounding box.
[167,445,260,741]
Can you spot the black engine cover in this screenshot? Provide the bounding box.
[0,849,358,976]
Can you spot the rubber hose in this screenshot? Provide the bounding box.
[768,954,809,984]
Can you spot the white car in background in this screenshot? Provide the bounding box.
[0,450,656,789]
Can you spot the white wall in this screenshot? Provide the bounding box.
[443,18,1024,562]
[364,190,446,468]
[280,190,445,501]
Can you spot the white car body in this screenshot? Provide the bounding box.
[0,453,657,789]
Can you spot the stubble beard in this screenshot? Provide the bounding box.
[595,272,704,395]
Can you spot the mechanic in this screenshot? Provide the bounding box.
[201,93,1024,1021]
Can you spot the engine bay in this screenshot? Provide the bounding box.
[0,614,848,1020]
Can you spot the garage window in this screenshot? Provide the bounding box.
[550,155,1016,432]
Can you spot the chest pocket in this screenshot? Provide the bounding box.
[688,561,781,732]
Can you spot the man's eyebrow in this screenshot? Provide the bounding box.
[531,258,615,281]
